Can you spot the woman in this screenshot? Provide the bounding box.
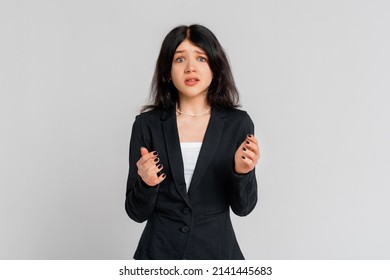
[125,24,260,259]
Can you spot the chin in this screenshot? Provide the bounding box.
[179,92,205,99]
[179,88,208,97]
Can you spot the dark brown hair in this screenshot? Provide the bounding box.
[142,24,240,112]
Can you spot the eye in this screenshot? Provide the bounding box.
[175,57,185,63]
[198,56,207,62]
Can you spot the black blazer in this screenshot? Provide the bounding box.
[125,106,258,259]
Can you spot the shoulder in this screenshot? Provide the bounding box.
[133,108,167,125]
[221,108,255,136]
[223,108,253,123]
[224,108,249,117]
[137,108,164,120]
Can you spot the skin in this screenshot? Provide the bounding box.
[172,39,213,143]
[137,40,260,186]
[170,39,213,102]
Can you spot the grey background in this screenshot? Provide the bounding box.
[1,0,389,259]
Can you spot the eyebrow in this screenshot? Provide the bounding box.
[174,49,206,55]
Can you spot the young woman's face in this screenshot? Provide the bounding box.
[171,39,213,100]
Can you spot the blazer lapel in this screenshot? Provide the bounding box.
[161,107,190,206]
[188,108,227,197]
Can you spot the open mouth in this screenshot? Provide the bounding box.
[185,78,199,86]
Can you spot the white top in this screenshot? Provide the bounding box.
[180,142,202,192]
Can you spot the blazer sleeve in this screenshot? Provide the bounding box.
[125,115,159,223]
[228,112,258,217]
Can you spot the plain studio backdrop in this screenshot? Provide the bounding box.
[1,0,389,259]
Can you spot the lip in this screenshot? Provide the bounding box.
[184,77,200,86]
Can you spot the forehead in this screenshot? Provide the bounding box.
[175,39,205,53]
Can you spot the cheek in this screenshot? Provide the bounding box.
[202,64,213,77]
[170,72,182,90]
[204,68,213,82]
[170,67,180,81]
[170,77,180,89]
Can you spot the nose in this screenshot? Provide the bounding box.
[184,65,195,73]
[184,59,196,73]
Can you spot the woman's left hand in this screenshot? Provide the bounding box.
[234,134,260,174]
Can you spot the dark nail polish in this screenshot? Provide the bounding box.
[153,151,158,156]
[162,173,166,178]
[246,141,250,144]
[154,157,159,162]
[157,164,163,169]
[243,147,246,151]
[242,156,246,159]
[248,134,252,138]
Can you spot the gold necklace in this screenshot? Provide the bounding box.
[176,107,212,117]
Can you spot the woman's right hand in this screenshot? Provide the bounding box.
[136,147,166,187]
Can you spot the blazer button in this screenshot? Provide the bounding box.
[181,226,189,233]
[182,207,190,215]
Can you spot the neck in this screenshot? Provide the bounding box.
[177,95,210,116]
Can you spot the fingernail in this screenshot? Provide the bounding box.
[242,156,246,159]
[248,134,252,138]
[246,141,250,144]
[153,151,158,156]
[154,158,159,162]
[157,164,163,169]
[243,147,247,151]
[162,173,166,178]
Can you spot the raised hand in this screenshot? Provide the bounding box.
[234,134,260,175]
[136,147,166,187]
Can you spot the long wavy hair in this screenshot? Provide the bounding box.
[141,24,240,112]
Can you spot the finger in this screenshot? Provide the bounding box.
[246,134,258,145]
[242,146,257,161]
[138,164,164,183]
[146,163,163,177]
[240,155,255,168]
[147,164,164,177]
[140,147,149,156]
[244,139,259,155]
[156,164,164,176]
[156,172,167,183]
[137,150,159,168]
[139,156,160,172]
[147,172,167,186]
